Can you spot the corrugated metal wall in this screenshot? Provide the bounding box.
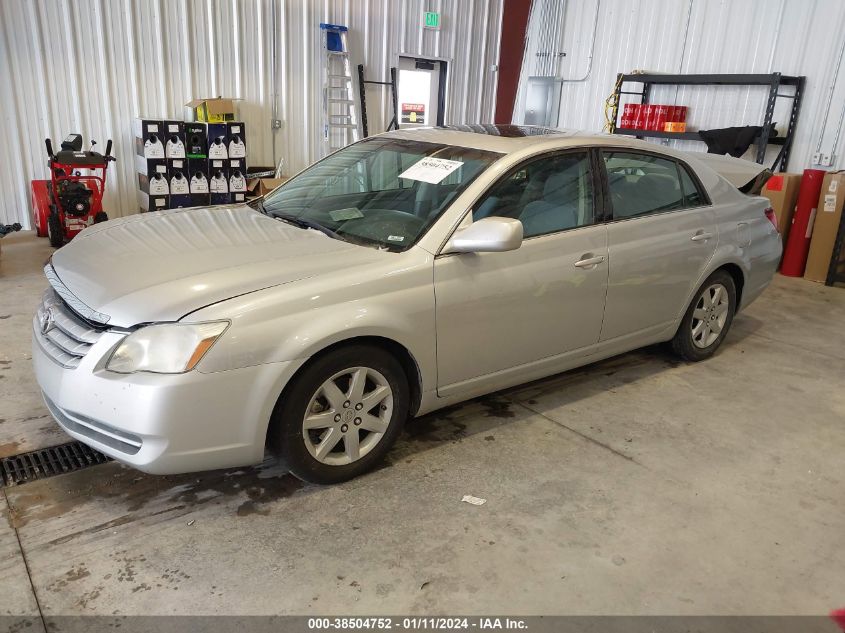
[516,0,845,173]
[0,0,502,227]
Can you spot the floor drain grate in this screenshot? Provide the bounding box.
[1,441,111,486]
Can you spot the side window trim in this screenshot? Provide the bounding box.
[677,160,711,207]
[590,147,612,223]
[600,147,712,223]
[470,148,599,240]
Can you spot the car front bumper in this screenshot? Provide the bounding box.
[32,318,299,475]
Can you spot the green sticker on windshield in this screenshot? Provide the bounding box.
[329,207,364,221]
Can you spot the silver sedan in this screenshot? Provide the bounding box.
[33,125,781,483]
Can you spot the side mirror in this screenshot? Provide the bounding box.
[443,216,523,254]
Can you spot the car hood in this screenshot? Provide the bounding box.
[49,205,382,327]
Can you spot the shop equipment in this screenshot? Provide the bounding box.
[31,134,115,247]
[608,73,805,171]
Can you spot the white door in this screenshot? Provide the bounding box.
[434,151,608,395]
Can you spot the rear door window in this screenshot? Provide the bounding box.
[603,151,686,219]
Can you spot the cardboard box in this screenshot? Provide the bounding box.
[209,164,230,204]
[133,119,165,159]
[761,172,802,245]
[138,172,170,196]
[167,158,187,174]
[187,157,208,178]
[139,191,168,213]
[184,98,236,123]
[207,123,229,159]
[168,168,192,208]
[804,171,845,283]
[228,158,246,172]
[227,121,247,158]
[246,177,288,197]
[185,123,208,158]
[229,167,247,195]
[189,164,210,207]
[135,156,168,177]
[163,120,186,159]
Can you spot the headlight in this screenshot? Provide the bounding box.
[106,321,229,374]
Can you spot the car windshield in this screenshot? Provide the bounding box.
[259,137,500,251]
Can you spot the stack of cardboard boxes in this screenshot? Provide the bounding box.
[804,171,845,283]
[762,170,845,284]
[135,98,249,212]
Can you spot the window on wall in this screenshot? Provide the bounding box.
[603,152,688,219]
[473,152,594,238]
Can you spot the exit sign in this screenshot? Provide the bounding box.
[423,11,440,29]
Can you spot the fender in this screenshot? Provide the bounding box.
[188,254,437,390]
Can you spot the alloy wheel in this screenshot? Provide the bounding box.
[691,283,730,349]
[302,366,394,466]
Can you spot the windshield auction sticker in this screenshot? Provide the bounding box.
[400,157,464,184]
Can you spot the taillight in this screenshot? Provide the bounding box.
[764,207,779,232]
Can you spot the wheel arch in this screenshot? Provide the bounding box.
[716,262,745,308]
[265,335,424,448]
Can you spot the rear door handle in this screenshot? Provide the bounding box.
[690,231,714,242]
[574,254,605,269]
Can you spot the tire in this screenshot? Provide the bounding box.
[94,211,108,223]
[47,213,64,248]
[671,270,736,362]
[268,345,409,484]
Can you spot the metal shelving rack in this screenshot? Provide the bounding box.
[609,72,806,171]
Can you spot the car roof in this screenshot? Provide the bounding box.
[383,124,633,154]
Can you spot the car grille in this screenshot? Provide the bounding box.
[34,288,106,369]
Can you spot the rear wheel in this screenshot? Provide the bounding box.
[268,345,409,484]
[94,211,108,223]
[671,270,736,361]
[33,206,47,237]
[47,213,64,247]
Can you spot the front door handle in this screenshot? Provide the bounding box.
[574,254,605,269]
[690,231,714,242]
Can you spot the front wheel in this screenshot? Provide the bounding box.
[671,270,737,362]
[268,345,409,484]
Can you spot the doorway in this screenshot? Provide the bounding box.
[397,56,447,128]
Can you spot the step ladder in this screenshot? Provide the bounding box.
[319,23,360,156]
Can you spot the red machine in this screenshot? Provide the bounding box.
[31,134,115,247]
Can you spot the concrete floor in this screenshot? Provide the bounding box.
[1,230,844,620]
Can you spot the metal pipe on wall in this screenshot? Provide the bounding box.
[552,0,600,125]
[814,16,845,153]
[270,0,279,168]
[556,0,600,83]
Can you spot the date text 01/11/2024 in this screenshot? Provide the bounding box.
[307,617,528,630]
